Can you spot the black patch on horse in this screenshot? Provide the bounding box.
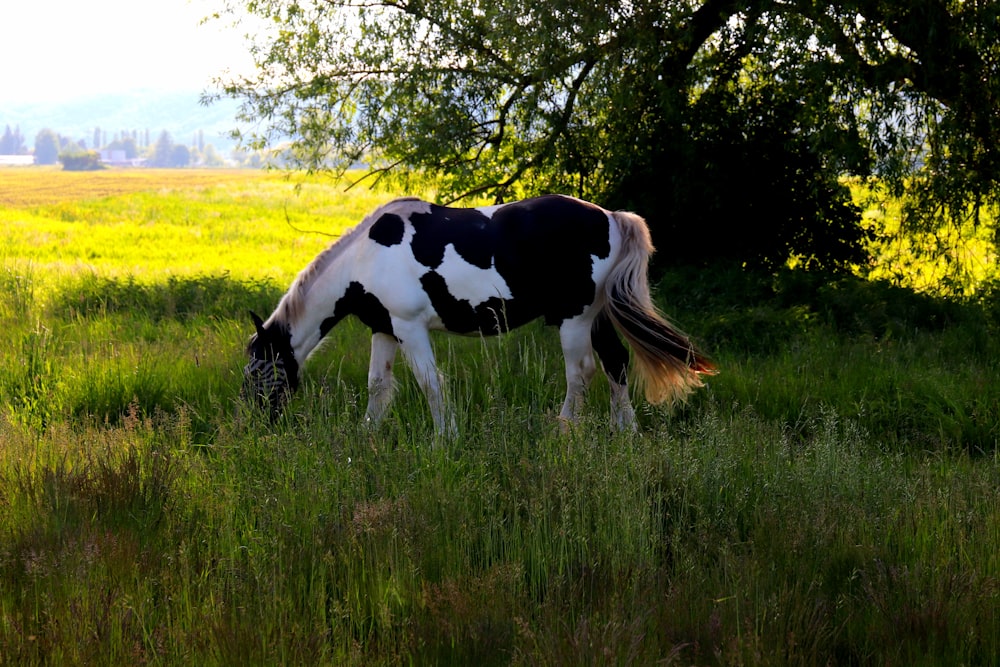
[490,195,611,326]
[321,281,395,338]
[419,271,509,334]
[409,206,493,269]
[368,213,406,247]
[591,312,629,385]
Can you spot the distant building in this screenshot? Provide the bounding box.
[99,149,146,167]
[0,155,34,166]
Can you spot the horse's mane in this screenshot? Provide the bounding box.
[275,197,428,325]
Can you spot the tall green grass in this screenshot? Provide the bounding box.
[1,169,999,665]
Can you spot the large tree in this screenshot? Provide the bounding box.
[212,0,999,271]
[34,129,61,165]
[149,131,177,168]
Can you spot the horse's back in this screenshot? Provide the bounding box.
[362,195,622,333]
[487,196,617,325]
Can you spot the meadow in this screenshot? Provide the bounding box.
[1,167,998,665]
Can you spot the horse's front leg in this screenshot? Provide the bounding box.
[558,317,597,428]
[365,332,398,425]
[394,321,456,436]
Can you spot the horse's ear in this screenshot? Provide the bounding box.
[249,310,265,334]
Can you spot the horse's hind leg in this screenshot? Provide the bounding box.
[591,313,638,431]
[558,316,598,427]
[365,332,398,425]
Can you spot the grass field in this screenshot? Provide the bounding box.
[1,167,998,665]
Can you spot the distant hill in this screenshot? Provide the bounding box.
[0,90,244,153]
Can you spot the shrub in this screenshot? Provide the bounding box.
[59,150,105,171]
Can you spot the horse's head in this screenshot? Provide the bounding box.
[242,311,299,419]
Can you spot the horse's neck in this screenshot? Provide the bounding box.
[282,258,351,363]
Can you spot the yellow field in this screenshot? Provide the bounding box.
[0,166,270,207]
[0,167,414,287]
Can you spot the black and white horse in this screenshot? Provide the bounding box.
[243,194,715,432]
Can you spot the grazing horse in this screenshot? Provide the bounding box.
[243,194,715,432]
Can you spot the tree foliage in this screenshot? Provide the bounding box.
[148,131,191,168]
[105,135,140,159]
[34,129,61,165]
[1,125,26,155]
[213,0,1000,271]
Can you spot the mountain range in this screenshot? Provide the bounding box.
[1,89,244,153]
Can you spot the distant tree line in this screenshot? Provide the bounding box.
[4,120,290,170]
[1,125,246,169]
[1,125,27,155]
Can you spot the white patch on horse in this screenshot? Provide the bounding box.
[475,203,505,218]
[590,252,613,287]
[345,222,428,324]
[433,243,513,304]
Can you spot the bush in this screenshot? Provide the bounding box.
[59,150,105,171]
[610,85,868,273]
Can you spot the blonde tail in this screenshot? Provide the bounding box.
[604,210,717,405]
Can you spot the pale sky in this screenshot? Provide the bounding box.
[2,0,254,102]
